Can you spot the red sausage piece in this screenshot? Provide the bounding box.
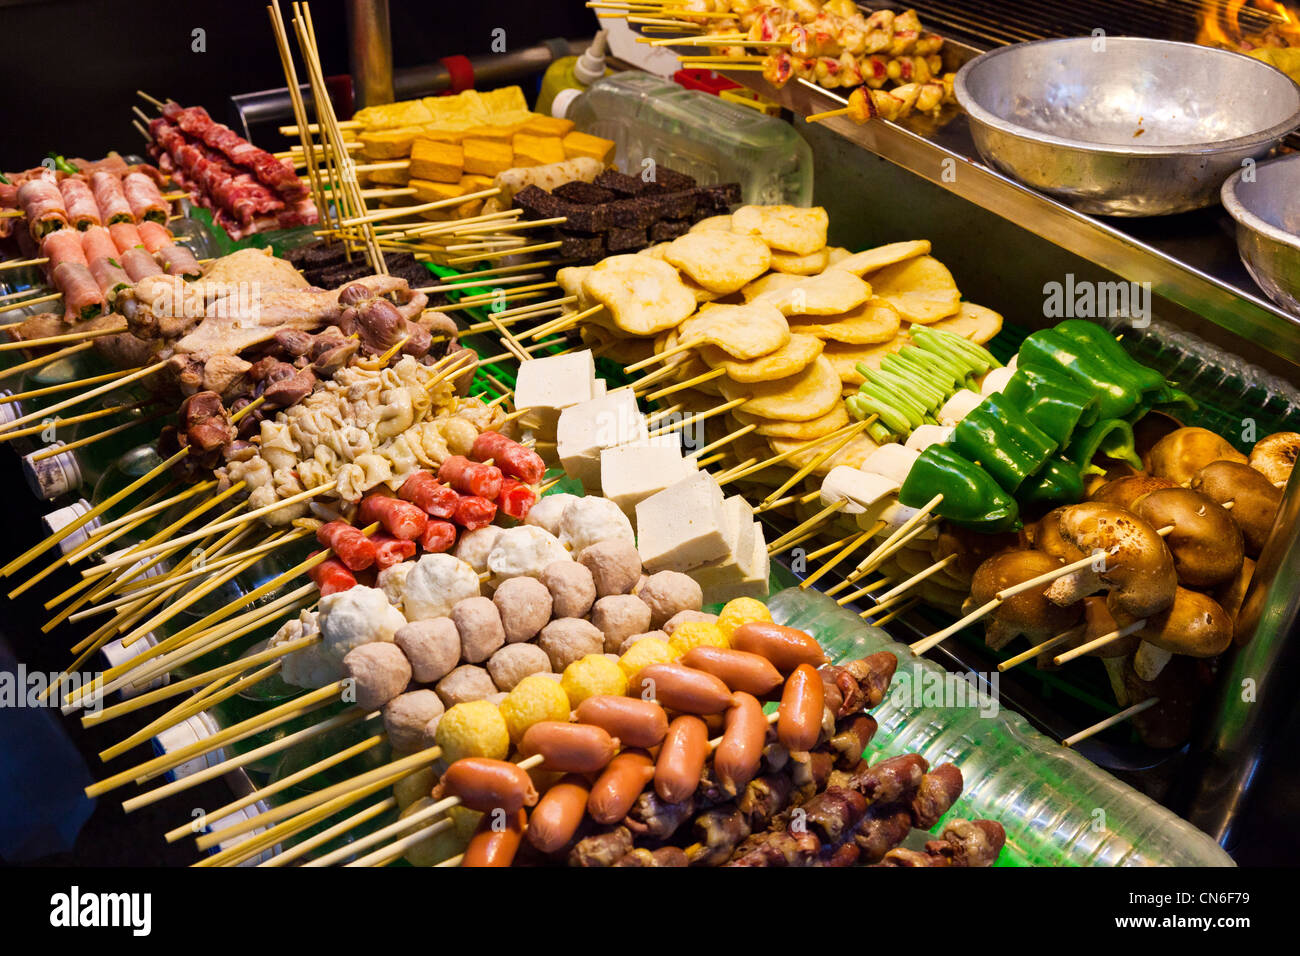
[369,533,416,571]
[441,758,538,814]
[714,692,769,797]
[439,455,503,500]
[470,431,546,484]
[453,495,497,531]
[307,554,356,596]
[419,519,457,554]
[588,749,656,824]
[358,493,428,541]
[631,663,734,715]
[519,721,619,773]
[526,776,590,854]
[655,715,709,804]
[680,646,784,697]
[574,696,669,749]
[498,478,536,521]
[398,470,459,519]
[315,520,377,571]
[462,808,527,867]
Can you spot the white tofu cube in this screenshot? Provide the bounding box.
[515,350,597,435]
[556,387,648,492]
[698,522,769,604]
[601,441,698,517]
[691,501,758,598]
[636,471,730,573]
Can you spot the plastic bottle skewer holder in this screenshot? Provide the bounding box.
[42,498,102,554]
[24,441,81,500]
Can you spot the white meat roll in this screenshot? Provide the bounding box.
[524,492,578,538]
[269,610,340,689]
[819,466,899,516]
[559,495,635,554]
[488,525,571,581]
[319,587,407,664]
[453,526,502,574]
[402,554,480,621]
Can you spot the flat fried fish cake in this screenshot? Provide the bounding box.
[678,302,791,359]
[925,301,1002,344]
[867,255,961,324]
[699,333,823,383]
[758,269,871,316]
[718,355,842,421]
[827,239,931,277]
[582,254,697,335]
[731,204,829,256]
[735,401,849,439]
[789,298,901,344]
[663,231,771,294]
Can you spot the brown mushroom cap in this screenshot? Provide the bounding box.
[1248,431,1299,486]
[1043,503,1178,619]
[968,549,1082,650]
[1143,427,1247,485]
[1108,586,1234,658]
[1027,506,1084,564]
[1089,474,1178,513]
[930,525,1021,581]
[1132,411,1184,460]
[1190,460,1281,557]
[1212,555,1255,647]
[1133,487,1243,588]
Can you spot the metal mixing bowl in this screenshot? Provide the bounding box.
[954,37,1300,216]
[1222,153,1300,317]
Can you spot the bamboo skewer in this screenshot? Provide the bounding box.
[762,417,874,506]
[84,679,346,798]
[90,479,338,573]
[1062,698,1160,748]
[121,707,371,814]
[259,796,396,867]
[27,408,165,460]
[0,342,96,381]
[800,529,872,590]
[0,400,149,444]
[1052,621,1148,666]
[0,360,165,438]
[998,624,1087,673]
[767,499,847,554]
[3,445,187,591]
[195,741,446,853]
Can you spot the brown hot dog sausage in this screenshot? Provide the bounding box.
[526,775,591,854]
[588,748,656,824]
[680,646,784,697]
[655,715,709,803]
[630,663,734,715]
[778,664,824,752]
[713,692,770,797]
[518,721,619,773]
[440,757,539,813]
[575,696,669,748]
[462,807,526,867]
[730,622,828,673]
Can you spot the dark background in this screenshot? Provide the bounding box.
[0,0,597,170]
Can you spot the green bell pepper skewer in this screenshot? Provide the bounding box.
[1017,328,1143,420]
[1018,458,1085,509]
[950,395,1058,494]
[1000,365,1099,445]
[1066,418,1144,475]
[1054,319,1164,394]
[899,445,1021,533]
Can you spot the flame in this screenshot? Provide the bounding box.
[1196,0,1300,49]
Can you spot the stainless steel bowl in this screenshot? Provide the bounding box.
[1222,153,1300,317]
[954,37,1300,216]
